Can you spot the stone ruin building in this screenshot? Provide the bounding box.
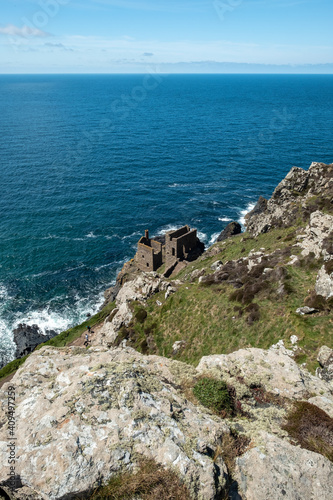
[135,225,204,275]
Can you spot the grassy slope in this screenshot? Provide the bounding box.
[132,226,332,373]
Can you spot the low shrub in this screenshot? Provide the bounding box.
[220,430,250,472]
[89,457,190,499]
[282,401,333,461]
[193,377,233,417]
[245,303,260,325]
[135,307,148,323]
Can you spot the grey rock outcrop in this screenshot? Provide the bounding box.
[97,273,167,346]
[197,345,332,401]
[297,211,333,259]
[0,346,229,500]
[233,432,333,500]
[316,345,333,386]
[315,264,333,299]
[246,162,333,236]
[296,306,318,315]
[217,221,242,241]
[12,324,57,359]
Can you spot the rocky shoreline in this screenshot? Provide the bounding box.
[0,161,332,499]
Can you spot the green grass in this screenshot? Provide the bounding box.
[131,224,332,371]
[0,301,116,383]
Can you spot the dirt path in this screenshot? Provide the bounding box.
[0,372,15,389]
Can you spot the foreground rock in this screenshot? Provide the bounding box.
[12,323,57,359]
[197,344,332,405]
[0,346,229,500]
[233,431,333,500]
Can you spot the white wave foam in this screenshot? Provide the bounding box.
[41,235,85,241]
[238,203,256,227]
[0,319,16,367]
[121,231,141,240]
[218,217,232,222]
[197,231,207,242]
[168,183,192,188]
[157,224,180,235]
[13,309,70,335]
[86,232,97,238]
[209,233,220,245]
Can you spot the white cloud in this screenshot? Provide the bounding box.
[0,24,49,38]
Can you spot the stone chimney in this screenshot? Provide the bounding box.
[145,229,149,240]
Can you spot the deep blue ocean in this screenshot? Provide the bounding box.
[0,74,332,365]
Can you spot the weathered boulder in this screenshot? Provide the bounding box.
[217,222,242,242]
[190,268,206,281]
[316,345,333,386]
[210,261,223,272]
[297,211,333,258]
[233,432,333,500]
[97,274,163,345]
[196,345,332,401]
[246,162,333,236]
[0,346,229,500]
[296,306,318,315]
[315,264,333,299]
[12,324,57,359]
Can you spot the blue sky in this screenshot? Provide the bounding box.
[0,0,332,73]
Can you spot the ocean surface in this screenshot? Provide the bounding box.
[1,74,333,365]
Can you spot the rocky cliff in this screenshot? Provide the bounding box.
[0,162,333,500]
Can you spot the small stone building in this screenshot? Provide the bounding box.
[135,225,200,273]
[135,230,163,272]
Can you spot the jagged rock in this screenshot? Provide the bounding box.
[0,481,42,499]
[172,340,186,355]
[246,162,333,236]
[190,268,206,281]
[315,264,333,298]
[217,222,242,242]
[297,211,333,258]
[296,306,318,315]
[233,432,333,500]
[101,282,121,308]
[196,346,332,401]
[203,245,222,258]
[12,324,57,359]
[245,196,268,222]
[98,274,161,345]
[316,346,333,386]
[210,261,223,272]
[0,346,229,500]
[318,345,333,367]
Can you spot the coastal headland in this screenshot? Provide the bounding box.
[0,162,333,499]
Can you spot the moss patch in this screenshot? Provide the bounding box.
[193,377,233,417]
